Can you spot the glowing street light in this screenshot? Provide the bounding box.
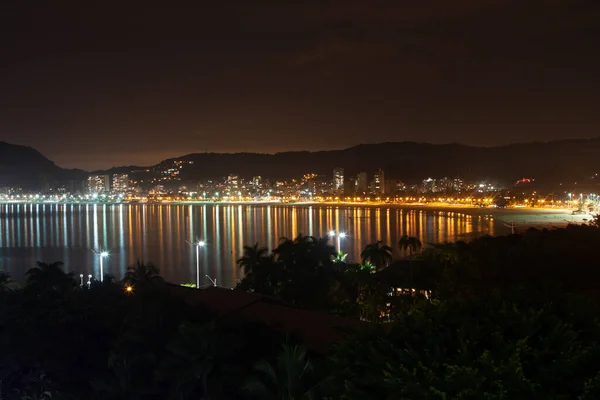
[91,249,110,282]
[328,230,346,251]
[187,239,206,289]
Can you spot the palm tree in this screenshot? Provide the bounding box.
[243,344,322,400]
[272,235,337,308]
[398,235,422,258]
[25,261,76,292]
[123,260,159,285]
[157,321,225,399]
[274,234,336,269]
[398,235,422,293]
[360,241,393,270]
[237,243,269,275]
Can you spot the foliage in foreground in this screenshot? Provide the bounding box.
[0,262,287,399]
[330,294,600,399]
[2,225,600,398]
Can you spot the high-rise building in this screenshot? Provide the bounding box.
[68,180,87,195]
[333,167,344,194]
[373,168,385,194]
[422,178,437,193]
[87,175,110,194]
[345,178,356,195]
[112,173,129,194]
[227,174,239,195]
[250,176,263,196]
[385,180,399,194]
[356,172,368,193]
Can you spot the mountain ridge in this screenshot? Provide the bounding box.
[0,142,87,189]
[2,138,600,188]
[102,138,600,184]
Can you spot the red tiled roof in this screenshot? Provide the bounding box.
[165,284,366,352]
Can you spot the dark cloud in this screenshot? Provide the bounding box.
[0,1,599,170]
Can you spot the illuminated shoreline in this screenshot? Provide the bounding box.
[1,199,591,227]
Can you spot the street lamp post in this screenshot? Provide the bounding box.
[568,193,572,209]
[91,249,109,282]
[99,251,108,282]
[328,230,346,252]
[187,240,206,288]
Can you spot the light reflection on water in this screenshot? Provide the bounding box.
[0,203,502,287]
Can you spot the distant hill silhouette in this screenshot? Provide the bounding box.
[122,138,600,185]
[0,142,86,189]
[3,138,600,189]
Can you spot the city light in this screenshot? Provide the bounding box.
[0,161,598,215]
[327,231,346,251]
[126,286,133,293]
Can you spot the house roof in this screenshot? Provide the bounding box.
[164,283,366,352]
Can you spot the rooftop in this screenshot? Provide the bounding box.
[164,284,366,352]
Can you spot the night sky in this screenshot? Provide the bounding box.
[2,1,599,170]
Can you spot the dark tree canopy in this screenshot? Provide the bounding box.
[2,225,600,398]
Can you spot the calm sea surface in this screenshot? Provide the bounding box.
[0,203,506,287]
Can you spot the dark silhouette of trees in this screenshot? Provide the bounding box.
[360,241,393,271]
[123,260,160,286]
[3,224,600,398]
[25,261,76,293]
[330,293,600,399]
[398,235,422,257]
[237,234,339,310]
[243,344,324,400]
[238,243,270,275]
[156,321,228,399]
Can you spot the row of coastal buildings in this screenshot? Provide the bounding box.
[329,167,390,195]
[87,173,130,195]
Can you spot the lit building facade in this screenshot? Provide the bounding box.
[356,172,368,193]
[227,174,239,195]
[333,167,344,194]
[88,175,110,194]
[112,173,129,194]
[373,168,385,194]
